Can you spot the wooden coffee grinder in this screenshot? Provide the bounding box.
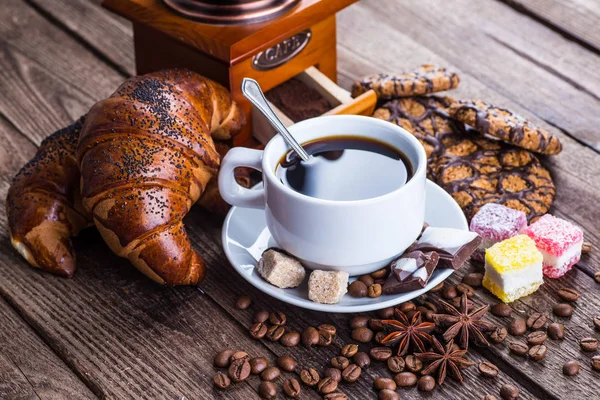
[102,0,376,146]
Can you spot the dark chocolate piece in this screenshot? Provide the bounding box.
[410,227,481,270]
[383,251,439,295]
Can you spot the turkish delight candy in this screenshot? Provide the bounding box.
[258,248,306,288]
[308,270,349,304]
[410,227,481,269]
[469,204,527,261]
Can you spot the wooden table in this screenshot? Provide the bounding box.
[1,0,599,399]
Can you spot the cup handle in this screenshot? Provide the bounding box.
[218,147,265,209]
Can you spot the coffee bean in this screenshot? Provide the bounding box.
[300,368,320,386]
[235,295,252,310]
[228,358,251,382]
[348,281,368,297]
[462,272,484,287]
[500,384,519,400]
[352,327,374,343]
[430,281,444,292]
[563,361,579,376]
[359,274,375,287]
[553,303,574,317]
[547,322,565,340]
[353,352,371,369]
[526,312,547,330]
[378,389,399,400]
[394,371,417,387]
[283,378,301,398]
[331,356,350,370]
[250,357,269,374]
[277,355,296,372]
[368,284,383,298]
[324,393,348,400]
[258,381,277,399]
[301,327,319,348]
[213,373,230,390]
[442,284,457,299]
[594,316,600,331]
[557,287,580,302]
[404,355,423,373]
[373,377,397,391]
[417,375,435,392]
[350,316,370,329]
[370,347,393,361]
[317,377,338,394]
[582,241,592,254]
[398,301,416,313]
[266,325,285,341]
[387,356,405,373]
[254,310,269,323]
[580,337,599,352]
[478,362,499,378]
[260,367,280,381]
[371,268,388,279]
[591,355,600,371]
[528,344,547,361]
[527,331,547,346]
[269,311,286,326]
[491,303,512,317]
[509,318,527,336]
[323,367,342,382]
[490,327,508,344]
[280,331,300,347]
[249,322,268,339]
[214,349,235,368]
[341,344,359,358]
[508,341,529,356]
[595,271,600,284]
[230,351,249,362]
[422,301,438,313]
[377,307,395,319]
[369,318,385,331]
[374,331,387,344]
[317,331,333,346]
[341,364,361,382]
[318,324,337,336]
[456,282,475,297]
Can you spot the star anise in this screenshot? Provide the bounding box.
[415,337,475,385]
[432,294,495,349]
[381,309,435,356]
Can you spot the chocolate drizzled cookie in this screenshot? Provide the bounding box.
[449,100,562,155]
[352,64,460,99]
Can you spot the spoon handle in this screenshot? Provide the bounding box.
[241,78,310,162]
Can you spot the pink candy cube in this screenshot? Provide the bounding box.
[523,214,583,278]
[470,204,527,262]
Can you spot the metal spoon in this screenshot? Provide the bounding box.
[241,78,310,162]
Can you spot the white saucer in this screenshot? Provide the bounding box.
[222,180,467,313]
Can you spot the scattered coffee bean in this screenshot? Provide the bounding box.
[214,349,235,368]
[324,392,348,400]
[387,356,405,373]
[547,322,565,340]
[442,285,457,299]
[269,311,286,326]
[317,331,333,346]
[368,284,383,298]
[350,316,370,329]
[235,295,252,310]
[323,367,342,382]
[563,361,579,376]
[462,272,484,287]
[342,364,361,383]
[378,307,395,319]
[527,331,547,346]
[250,357,269,374]
[230,351,249,362]
[580,337,599,352]
[490,327,508,344]
[300,368,321,386]
[228,358,251,382]
[253,310,269,323]
[509,318,527,336]
[378,389,399,400]
[594,316,600,331]
[528,344,547,361]
[280,331,300,347]
[260,367,280,381]
[422,301,438,313]
[283,378,301,398]
[582,241,592,254]
[404,355,423,373]
[302,327,319,348]
[508,341,529,356]
[394,371,417,387]
[500,384,519,400]
[318,324,337,336]
[353,352,371,369]
[456,283,475,297]
[331,356,350,370]
[557,287,580,302]
[491,303,512,317]
[213,373,230,390]
[277,355,296,372]
[370,347,393,361]
[317,377,338,394]
[249,322,268,339]
[341,344,359,358]
[478,362,499,378]
[398,301,416,313]
[430,281,444,292]
[371,268,388,279]
[526,312,547,330]
[373,377,397,391]
[369,319,385,331]
[417,375,435,392]
[258,381,277,399]
[266,325,285,341]
[374,331,387,344]
[553,303,574,317]
[595,271,600,284]
[591,355,600,371]
[352,327,374,343]
[348,281,368,297]
[359,274,375,287]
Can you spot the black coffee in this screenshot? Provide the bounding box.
[276,136,413,201]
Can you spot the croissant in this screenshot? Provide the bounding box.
[77,70,244,285]
[7,118,91,277]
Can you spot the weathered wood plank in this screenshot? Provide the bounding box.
[0,351,39,400]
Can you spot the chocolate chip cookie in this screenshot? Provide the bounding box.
[449,100,562,155]
[352,64,460,99]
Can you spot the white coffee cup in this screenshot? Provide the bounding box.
[218,115,427,275]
